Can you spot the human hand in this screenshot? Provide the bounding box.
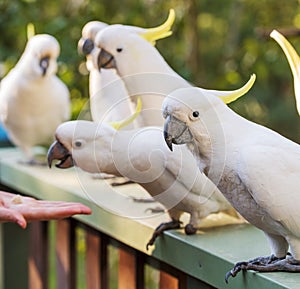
[0,191,91,228]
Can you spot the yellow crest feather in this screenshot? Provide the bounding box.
[219,74,256,104]
[27,23,35,40]
[109,97,142,130]
[270,29,300,115]
[270,30,300,81]
[139,9,175,45]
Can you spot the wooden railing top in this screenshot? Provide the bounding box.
[0,147,299,289]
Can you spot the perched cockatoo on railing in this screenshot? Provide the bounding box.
[0,33,70,165]
[162,86,300,281]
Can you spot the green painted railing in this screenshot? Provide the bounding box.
[0,148,299,289]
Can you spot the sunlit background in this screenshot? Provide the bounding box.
[1,0,300,142]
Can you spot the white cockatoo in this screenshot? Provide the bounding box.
[95,9,181,127]
[270,29,300,115]
[162,86,300,281]
[95,9,252,127]
[47,79,253,248]
[0,34,70,164]
[47,120,239,249]
[78,21,136,125]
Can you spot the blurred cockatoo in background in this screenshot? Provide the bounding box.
[0,33,70,164]
[78,21,136,126]
[163,86,300,281]
[271,29,300,115]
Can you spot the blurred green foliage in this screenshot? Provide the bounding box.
[1,0,300,141]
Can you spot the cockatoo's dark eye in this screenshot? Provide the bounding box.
[192,111,199,118]
[74,141,82,148]
[116,47,123,53]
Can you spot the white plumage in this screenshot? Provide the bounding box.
[47,120,239,247]
[162,86,300,279]
[95,10,253,127]
[78,21,135,125]
[0,34,70,163]
[94,11,181,127]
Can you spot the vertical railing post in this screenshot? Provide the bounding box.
[0,224,3,289]
[118,247,136,289]
[28,221,49,289]
[2,222,29,289]
[100,234,109,289]
[158,262,187,289]
[118,246,145,289]
[135,251,145,289]
[159,271,179,289]
[56,219,76,289]
[85,227,109,289]
[86,227,101,289]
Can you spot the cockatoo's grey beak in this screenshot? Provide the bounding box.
[163,115,193,151]
[40,56,50,76]
[78,38,94,56]
[47,140,74,169]
[97,48,117,70]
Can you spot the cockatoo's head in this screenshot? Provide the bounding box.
[162,73,257,151]
[47,120,116,173]
[21,34,60,77]
[270,30,300,115]
[47,99,141,172]
[95,9,175,76]
[95,25,145,72]
[78,21,108,56]
[162,87,226,151]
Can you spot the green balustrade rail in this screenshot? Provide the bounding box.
[0,148,299,289]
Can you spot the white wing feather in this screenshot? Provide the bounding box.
[238,144,300,238]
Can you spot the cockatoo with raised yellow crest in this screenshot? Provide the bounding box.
[95,9,252,127]
[47,79,253,249]
[0,33,70,164]
[78,21,136,126]
[270,29,300,115]
[162,86,300,281]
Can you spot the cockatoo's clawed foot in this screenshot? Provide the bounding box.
[146,219,181,250]
[247,254,281,265]
[225,261,248,283]
[184,224,197,235]
[243,257,300,272]
[225,255,300,283]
